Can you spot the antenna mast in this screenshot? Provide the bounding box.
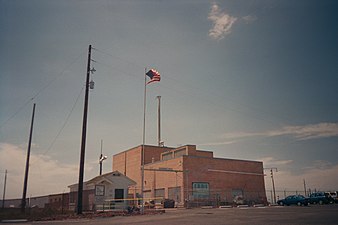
[157,96,161,146]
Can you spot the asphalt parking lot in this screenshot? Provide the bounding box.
[2,204,337,225]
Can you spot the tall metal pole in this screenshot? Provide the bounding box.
[21,103,36,213]
[141,68,147,215]
[2,170,7,209]
[77,45,92,215]
[157,96,161,146]
[99,139,103,176]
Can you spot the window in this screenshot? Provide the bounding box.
[168,187,181,202]
[155,188,165,203]
[95,185,105,196]
[162,152,172,161]
[115,189,124,202]
[192,182,209,199]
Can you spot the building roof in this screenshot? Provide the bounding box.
[113,144,174,156]
[68,171,136,188]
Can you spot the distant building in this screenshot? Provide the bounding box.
[113,145,267,207]
[29,195,49,208]
[0,198,22,208]
[68,171,136,211]
[45,193,69,211]
[0,193,68,210]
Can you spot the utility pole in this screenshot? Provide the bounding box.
[21,103,36,213]
[264,167,277,204]
[270,168,277,204]
[77,45,92,215]
[2,170,7,209]
[303,179,307,196]
[157,96,161,147]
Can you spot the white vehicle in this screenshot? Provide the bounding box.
[327,191,338,203]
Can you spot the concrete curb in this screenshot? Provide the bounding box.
[237,205,249,208]
[219,205,232,208]
[1,219,28,223]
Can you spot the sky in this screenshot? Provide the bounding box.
[1,0,338,200]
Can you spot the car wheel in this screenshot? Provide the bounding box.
[319,200,323,205]
[279,202,284,206]
[297,202,301,206]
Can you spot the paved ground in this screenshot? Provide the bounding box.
[2,204,337,225]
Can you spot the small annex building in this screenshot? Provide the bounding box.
[68,171,136,211]
[113,145,267,207]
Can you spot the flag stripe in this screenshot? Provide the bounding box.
[146,69,161,84]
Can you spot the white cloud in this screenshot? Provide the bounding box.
[258,156,293,167]
[208,2,237,40]
[224,122,338,142]
[199,123,338,147]
[198,140,236,146]
[242,15,257,24]
[280,123,338,140]
[0,143,90,198]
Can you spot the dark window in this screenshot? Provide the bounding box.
[115,189,124,202]
[192,182,209,199]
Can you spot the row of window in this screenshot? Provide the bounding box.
[94,183,243,201]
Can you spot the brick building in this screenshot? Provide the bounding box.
[113,145,267,207]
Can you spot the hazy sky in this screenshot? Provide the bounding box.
[1,0,338,199]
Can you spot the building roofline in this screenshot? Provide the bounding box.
[185,155,263,163]
[113,144,174,156]
[68,171,136,188]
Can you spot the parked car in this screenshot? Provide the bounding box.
[277,195,309,206]
[309,192,334,204]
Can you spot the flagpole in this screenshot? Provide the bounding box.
[141,67,147,215]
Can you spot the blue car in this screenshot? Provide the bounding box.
[277,195,309,206]
[308,192,334,205]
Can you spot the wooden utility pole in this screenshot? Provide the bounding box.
[21,103,36,213]
[264,167,278,204]
[2,170,7,208]
[77,45,92,214]
[270,168,277,204]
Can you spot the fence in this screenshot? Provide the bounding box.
[182,189,267,208]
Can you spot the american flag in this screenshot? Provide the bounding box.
[146,69,161,84]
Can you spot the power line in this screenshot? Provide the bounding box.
[0,98,34,129]
[30,86,85,165]
[0,50,86,130]
[93,47,144,70]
